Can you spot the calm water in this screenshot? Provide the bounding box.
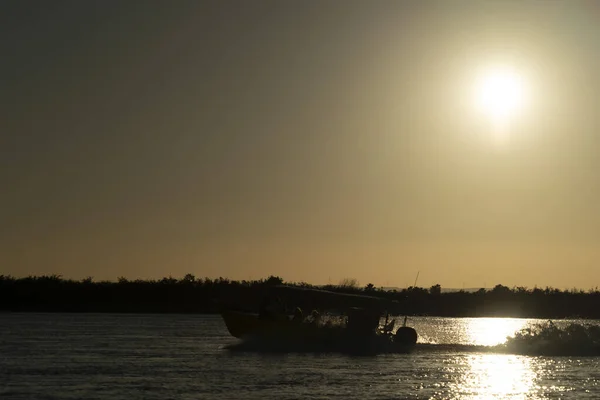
[1,313,599,399]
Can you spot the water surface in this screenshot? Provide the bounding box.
[1,313,599,399]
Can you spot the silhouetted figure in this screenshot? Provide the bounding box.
[383,312,395,333]
[259,297,274,320]
[259,296,285,321]
[310,309,321,326]
[275,296,285,314]
[347,307,380,337]
[292,307,303,322]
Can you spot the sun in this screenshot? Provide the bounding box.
[473,65,528,140]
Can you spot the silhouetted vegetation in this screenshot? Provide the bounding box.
[1,275,599,318]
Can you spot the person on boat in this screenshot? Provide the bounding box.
[382,315,395,334]
[259,296,274,320]
[292,307,303,322]
[259,296,285,321]
[309,309,321,326]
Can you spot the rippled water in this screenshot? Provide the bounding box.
[1,313,599,399]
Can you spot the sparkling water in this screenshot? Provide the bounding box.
[1,313,599,399]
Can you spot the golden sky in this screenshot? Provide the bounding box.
[2,1,600,289]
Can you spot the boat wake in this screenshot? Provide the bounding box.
[501,321,600,356]
[415,322,600,357]
[225,322,600,357]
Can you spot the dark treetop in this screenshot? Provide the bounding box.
[1,275,599,319]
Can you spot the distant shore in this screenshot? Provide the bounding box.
[1,275,599,319]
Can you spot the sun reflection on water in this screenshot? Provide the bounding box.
[453,319,539,399]
[466,318,528,346]
[401,317,594,398]
[456,354,538,399]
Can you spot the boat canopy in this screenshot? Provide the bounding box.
[267,285,397,314]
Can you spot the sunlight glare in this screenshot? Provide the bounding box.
[466,318,527,347]
[477,68,525,118]
[473,65,529,144]
[458,355,537,399]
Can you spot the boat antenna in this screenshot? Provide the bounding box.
[404,271,420,328]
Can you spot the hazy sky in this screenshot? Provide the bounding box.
[2,1,600,288]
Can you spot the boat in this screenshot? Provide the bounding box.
[220,285,418,354]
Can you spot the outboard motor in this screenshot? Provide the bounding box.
[394,326,418,345]
[347,307,380,338]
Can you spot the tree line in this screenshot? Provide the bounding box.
[1,274,599,318]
